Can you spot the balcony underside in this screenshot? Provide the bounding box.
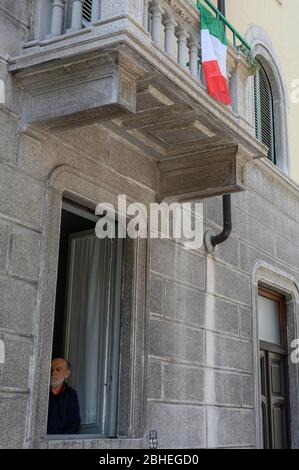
[11,37,267,201]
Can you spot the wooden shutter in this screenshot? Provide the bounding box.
[82,0,93,23]
[254,62,276,163]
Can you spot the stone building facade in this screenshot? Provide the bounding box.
[0,0,298,449]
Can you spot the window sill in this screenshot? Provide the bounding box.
[41,436,147,449]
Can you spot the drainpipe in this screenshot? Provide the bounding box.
[204,194,232,253]
[204,0,231,253]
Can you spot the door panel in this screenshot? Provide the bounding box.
[272,405,286,449]
[269,352,288,449]
[260,349,289,449]
[260,350,270,449]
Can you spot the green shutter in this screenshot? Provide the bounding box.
[254,62,276,164]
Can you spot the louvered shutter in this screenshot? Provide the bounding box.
[82,0,93,23]
[254,62,276,163]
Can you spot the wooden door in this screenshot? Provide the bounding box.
[259,288,290,449]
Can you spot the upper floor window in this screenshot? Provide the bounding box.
[254,61,276,164]
[82,0,93,24]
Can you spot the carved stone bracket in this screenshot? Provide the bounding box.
[158,143,253,202]
[15,50,145,130]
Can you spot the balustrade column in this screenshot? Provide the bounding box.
[177,30,189,68]
[69,0,83,31]
[189,42,199,78]
[150,4,163,45]
[91,0,101,22]
[48,0,66,38]
[143,0,150,30]
[164,17,177,57]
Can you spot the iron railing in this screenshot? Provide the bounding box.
[192,0,251,51]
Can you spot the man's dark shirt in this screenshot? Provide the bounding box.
[47,383,81,434]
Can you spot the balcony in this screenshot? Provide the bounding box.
[9,0,267,200]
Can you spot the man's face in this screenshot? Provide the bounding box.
[50,358,70,389]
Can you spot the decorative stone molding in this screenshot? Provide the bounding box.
[251,261,299,448]
[245,24,290,175]
[164,0,194,25]
[26,163,149,446]
[158,143,253,202]
[227,45,255,134]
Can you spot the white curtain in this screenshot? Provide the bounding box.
[65,231,112,429]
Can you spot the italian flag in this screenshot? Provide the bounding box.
[200,5,231,105]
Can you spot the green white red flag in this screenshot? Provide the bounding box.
[200,5,231,105]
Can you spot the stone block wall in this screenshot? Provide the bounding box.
[0,1,298,450]
[0,0,36,449]
[147,160,299,448]
[1,81,299,450]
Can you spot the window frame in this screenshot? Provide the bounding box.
[252,262,299,450]
[246,27,291,175]
[258,287,287,353]
[258,287,290,449]
[29,165,148,447]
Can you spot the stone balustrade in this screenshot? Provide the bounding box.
[42,0,102,39]
[36,0,201,80]
[145,0,201,80]
[33,1,252,122]
[14,0,257,143]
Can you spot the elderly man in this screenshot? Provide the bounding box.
[47,358,81,435]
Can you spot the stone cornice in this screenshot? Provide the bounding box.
[255,158,299,201]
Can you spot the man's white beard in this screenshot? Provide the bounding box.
[50,378,64,388]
